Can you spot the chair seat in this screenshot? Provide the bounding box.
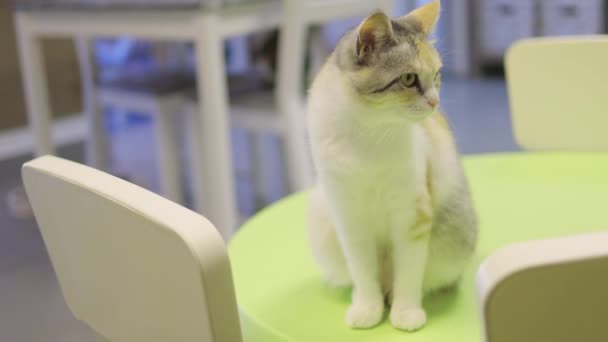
[98,68,196,95]
[12,0,271,11]
[98,69,275,96]
[229,152,608,341]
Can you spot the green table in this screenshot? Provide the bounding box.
[229,153,608,341]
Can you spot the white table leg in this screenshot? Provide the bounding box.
[277,3,315,191]
[153,100,184,203]
[446,0,472,77]
[192,14,238,239]
[307,26,326,86]
[250,131,266,208]
[15,13,54,157]
[253,132,288,205]
[75,37,109,170]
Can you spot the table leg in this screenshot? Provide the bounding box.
[15,13,54,157]
[75,37,109,170]
[192,14,238,239]
[154,100,184,203]
[307,26,326,86]
[276,3,314,191]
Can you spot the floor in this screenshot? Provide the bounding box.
[0,77,518,341]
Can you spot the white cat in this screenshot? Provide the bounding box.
[307,1,477,331]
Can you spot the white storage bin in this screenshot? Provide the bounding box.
[480,0,536,59]
[540,0,604,36]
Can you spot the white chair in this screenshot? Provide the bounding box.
[477,232,608,342]
[22,155,241,342]
[505,36,608,151]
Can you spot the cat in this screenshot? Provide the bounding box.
[306,1,477,331]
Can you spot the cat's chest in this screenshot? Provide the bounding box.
[324,135,426,188]
[343,165,419,237]
[354,164,417,201]
[315,120,426,173]
[319,134,418,177]
[329,160,419,219]
[317,122,429,203]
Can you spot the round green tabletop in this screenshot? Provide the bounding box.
[229,153,608,341]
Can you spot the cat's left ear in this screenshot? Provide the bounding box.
[356,12,396,60]
[399,0,441,36]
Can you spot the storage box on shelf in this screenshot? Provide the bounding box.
[475,0,607,72]
[539,0,604,36]
[479,0,536,62]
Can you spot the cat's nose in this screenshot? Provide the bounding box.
[427,98,439,108]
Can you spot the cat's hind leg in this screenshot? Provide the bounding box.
[423,221,477,294]
[308,187,352,288]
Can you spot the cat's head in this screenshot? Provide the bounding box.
[335,1,442,122]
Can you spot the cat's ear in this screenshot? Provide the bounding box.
[356,12,395,59]
[399,0,441,36]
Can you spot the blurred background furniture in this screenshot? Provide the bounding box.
[13,0,283,239]
[505,36,608,151]
[227,36,608,340]
[23,155,241,342]
[92,38,268,212]
[473,0,607,73]
[97,68,195,203]
[0,8,82,157]
[12,0,399,239]
[539,0,605,36]
[477,232,608,342]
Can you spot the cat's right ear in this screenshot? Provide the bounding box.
[356,12,395,60]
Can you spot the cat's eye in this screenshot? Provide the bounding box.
[400,73,418,88]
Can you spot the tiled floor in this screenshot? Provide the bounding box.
[0,77,518,341]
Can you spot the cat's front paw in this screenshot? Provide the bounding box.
[345,299,384,329]
[390,306,427,331]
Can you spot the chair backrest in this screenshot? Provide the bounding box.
[505,36,608,151]
[22,156,242,342]
[476,232,608,342]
